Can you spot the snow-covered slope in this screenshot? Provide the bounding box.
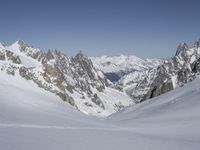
[6,40,43,67]
[0,71,200,150]
[109,79,200,150]
[0,40,133,117]
[0,72,93,126]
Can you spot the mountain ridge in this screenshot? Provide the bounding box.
[92,38,200,103]
[1,38,200,116]
[0,40,132,117]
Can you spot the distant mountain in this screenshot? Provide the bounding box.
[92,39,200,103]
[91,55,163,102]
[91,55,162,81]
[0,40,132,117]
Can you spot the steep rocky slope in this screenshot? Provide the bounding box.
[144,39,200,100]
[0,40,132,117]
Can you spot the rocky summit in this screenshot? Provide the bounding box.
[144,40,200,100]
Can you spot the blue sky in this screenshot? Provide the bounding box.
[0,0,200,58]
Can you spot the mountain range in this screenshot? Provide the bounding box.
[1,39,200,117]
[92,39,200,103]
[1,54,200,150]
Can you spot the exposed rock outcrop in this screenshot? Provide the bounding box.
[0,40,132,117]
[144,40,200,100]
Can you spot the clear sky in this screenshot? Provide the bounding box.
[0,0,200,58]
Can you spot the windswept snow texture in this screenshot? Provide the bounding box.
[0,72,200,150]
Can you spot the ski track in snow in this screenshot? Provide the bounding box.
[0,123,175,131]
[0,123,121,131]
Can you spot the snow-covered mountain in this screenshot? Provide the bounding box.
[1,67,200,150]
[1,39,200,150]
[144,39,200,100]
[91,55,163,102]
[1,38,200,117]
[91,55,162,80]
[92,39,200,103]
[0,40,132,117]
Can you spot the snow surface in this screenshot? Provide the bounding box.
[0,72,200,150]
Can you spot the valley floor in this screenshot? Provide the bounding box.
[0,73,200,150]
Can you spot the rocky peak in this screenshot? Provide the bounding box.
[194,38,200,48]
[74,51,93,71]
[73,51,101,81]
[0,42,5,50]
[144,39,200,101]
[10,40,28,52]
[74,51,87,61]
[175,42,193,63]
[175,42,189,56]
[17,40,27,47]
[10,40,44,61]
[46,49,55,61]
[45,49,71,67]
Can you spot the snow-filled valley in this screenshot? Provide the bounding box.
[1,0,200,149]
[0,72,200,150]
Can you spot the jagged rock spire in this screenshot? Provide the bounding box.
[0,42,5,49]
[17,40,26,46]
[194,38,200,48]
[175,42,189,56]
[74,50,85,59]
[46,49,55,60]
